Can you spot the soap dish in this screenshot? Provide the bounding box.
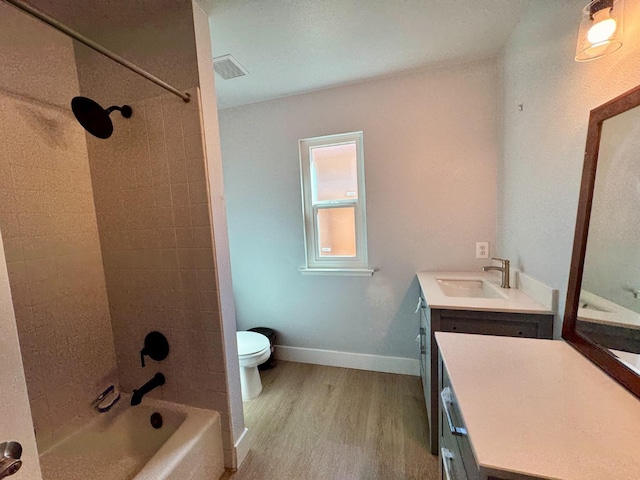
[94,385,121,412]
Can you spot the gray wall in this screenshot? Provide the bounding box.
[219,59,499,359]
[499,0,640,337]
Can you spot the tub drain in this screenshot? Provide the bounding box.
[150,412,163,429]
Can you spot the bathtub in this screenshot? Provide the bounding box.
[39,395,224,480]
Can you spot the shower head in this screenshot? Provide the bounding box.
[71,96,132,139]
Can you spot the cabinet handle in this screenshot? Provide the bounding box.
[441,387,467,436]
[414,297,424,314]
[419,327,426,354]
[441,448,454,480]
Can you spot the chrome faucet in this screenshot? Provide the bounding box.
[482,258,510,289]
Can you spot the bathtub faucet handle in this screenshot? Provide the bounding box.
[139,331,170,368]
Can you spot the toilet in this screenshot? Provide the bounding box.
[236,331,271,401]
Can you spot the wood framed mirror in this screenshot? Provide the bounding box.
[563,84,640,399]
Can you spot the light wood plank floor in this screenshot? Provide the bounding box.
[221,361,439,480]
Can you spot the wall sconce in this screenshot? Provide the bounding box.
[576,0,624,62]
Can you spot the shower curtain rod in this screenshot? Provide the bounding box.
[3,0,191,103]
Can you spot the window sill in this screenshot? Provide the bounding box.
[299,268,375,276]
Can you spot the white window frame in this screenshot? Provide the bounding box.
[299,131,372,275]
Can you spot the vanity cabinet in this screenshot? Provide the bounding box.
[418,291,554,454]
[435,332,640,480]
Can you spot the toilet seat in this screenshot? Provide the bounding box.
[237,331,270,359]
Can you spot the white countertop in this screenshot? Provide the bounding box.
[578,290,640,331]
[417,271,553,314]
[436,332,640,480]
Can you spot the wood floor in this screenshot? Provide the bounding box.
[221,361,439,480]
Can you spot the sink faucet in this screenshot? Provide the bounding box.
[131,373,165,406]
[482,258,510,289]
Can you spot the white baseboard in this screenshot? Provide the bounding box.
[275,345,420,376]
[234,427,251,468]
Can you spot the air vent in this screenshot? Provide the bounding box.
[213,54,248,80]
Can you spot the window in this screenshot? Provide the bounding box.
[299,131,372,275]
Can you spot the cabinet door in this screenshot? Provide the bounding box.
[420,305,430,420]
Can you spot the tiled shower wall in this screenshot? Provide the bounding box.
[86,88,233,459]
[0,91,118,448]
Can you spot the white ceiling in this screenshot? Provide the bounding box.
[204,0,531,109]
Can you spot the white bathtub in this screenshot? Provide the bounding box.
[39,395,224,480]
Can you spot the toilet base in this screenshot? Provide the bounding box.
[240,365,263,401]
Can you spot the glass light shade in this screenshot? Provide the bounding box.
[576,0,624,62]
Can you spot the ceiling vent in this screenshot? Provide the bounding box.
[213,54,248,80]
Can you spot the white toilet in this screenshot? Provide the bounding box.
[236,331,271,401]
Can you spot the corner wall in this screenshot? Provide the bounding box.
[499,0,640,336]
[219,59,499,359]
[193,2,245,467]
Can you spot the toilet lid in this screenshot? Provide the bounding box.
[237,331,270,356]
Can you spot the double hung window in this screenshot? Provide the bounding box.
[299,131,371,274]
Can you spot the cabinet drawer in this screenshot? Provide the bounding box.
[438,310,553,339]
[441,394,467,480]
[442,317,539,338]
[441,370,480,480]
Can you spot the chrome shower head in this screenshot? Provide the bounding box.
[71,96,132,139]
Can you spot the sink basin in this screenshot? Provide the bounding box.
[436,279,506,299]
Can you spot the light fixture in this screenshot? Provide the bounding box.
[576,0,624,62]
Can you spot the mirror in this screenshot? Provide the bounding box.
[563,85,640,399]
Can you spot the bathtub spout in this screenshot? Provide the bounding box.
[131,373,165,406]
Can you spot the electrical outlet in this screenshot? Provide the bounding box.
[476,242,489,259]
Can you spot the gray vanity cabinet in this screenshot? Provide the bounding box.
[419,292,554,455]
